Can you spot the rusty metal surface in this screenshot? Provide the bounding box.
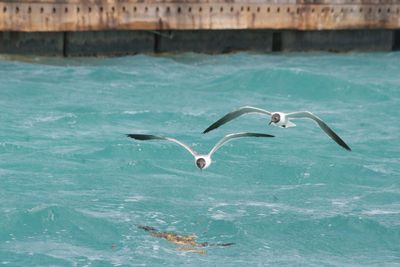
[0,0,399,31]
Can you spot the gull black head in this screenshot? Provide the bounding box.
[196,158,206,170]
[269,113,281,125]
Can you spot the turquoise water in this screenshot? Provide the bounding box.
[0,52,399,266]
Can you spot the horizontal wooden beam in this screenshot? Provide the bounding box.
[0,0,400,32]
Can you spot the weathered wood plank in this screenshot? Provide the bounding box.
[0,0,399,31]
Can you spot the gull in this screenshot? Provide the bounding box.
[126,132,274,170]
[203,106,351,151]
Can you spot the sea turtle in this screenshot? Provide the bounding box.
[137,225,234,254]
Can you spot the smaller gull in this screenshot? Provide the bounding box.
[203,106,351,151]
[127,132,274,170]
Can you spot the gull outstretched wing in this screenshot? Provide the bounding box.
[286,111,351,151]
[127,134,198,156]
[203,106,271,134]
[208,132,274,157]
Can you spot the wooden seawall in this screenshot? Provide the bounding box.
[0,0,400,56]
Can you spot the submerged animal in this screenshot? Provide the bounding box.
[203,106,351,151]
[137,225,234,254]
[126,132,274,170]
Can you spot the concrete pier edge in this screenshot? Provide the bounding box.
[0,29,399,56]
[1,0,400,56]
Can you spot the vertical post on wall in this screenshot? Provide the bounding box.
[63,32,67,57]
[154,32,160,53]
[272,31,282,52]
[393,30,400,51]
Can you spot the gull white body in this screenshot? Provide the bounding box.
[195,155,212,170]
[270,112,296,128]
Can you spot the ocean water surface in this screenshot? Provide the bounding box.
[0,52,399,266]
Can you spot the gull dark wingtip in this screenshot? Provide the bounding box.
[202,128,211,134]
[342,143,352,151]
[328,130,352,152]
[336,135,351,151]
[250,133,275,138]
[126,134,160,140]
[260,133,274,137]
[126,134,145,139]
[203,125,216,134]
[314,118,352,152]
[330,135,352,151]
